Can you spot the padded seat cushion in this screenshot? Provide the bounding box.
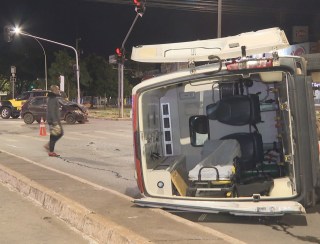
[221,132,263,170]
[206,94,261,126]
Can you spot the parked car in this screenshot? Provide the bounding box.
[21,96,88,124]
[0,90,49,119]
[0,89,68,119]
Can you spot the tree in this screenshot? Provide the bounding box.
[48,50,90,100]
[83,54,128,106]
[0,74,9,93]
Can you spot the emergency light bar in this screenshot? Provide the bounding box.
[226,59,274,71]
[131,27,289,63]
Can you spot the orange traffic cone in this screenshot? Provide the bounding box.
[39,117,47,136]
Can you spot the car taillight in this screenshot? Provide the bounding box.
[226,58,273,71]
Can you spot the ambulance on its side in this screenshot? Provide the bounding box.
[131,28,320,216]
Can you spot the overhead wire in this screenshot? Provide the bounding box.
[84,0,319,15]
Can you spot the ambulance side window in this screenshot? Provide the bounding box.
[189,115,209,146]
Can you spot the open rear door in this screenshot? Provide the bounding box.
[134,198,305,216]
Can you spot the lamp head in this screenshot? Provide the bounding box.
[13,26,21,34]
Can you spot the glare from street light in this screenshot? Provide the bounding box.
[13,26,21,34]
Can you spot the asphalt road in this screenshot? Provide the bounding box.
[1,118,320,244]
[172,207,320,244]
[0,118,139,198]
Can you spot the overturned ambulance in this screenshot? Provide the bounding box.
[131,28,320,216]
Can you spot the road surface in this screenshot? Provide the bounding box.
[1,118,320,243]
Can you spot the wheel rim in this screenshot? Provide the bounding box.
[23,114,34,124]
[66,114,76,124]
[1,108,10,118]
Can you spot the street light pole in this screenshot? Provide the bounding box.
[31,37,48,90]
[15,30,81,104]
[76,37,81,61]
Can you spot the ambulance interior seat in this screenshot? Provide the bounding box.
[221,132,263,171]
[206,93,263,171]
[206,94,261,125]
[187,93,269,196]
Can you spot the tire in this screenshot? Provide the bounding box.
[23,113,35,124]
[1,107,11,119]
[65,113,76,124]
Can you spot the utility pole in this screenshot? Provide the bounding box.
[217,0,222,38]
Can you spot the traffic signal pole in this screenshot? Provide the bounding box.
[117,0,145,118]
[121,13,140,49]
[118,13,140,118]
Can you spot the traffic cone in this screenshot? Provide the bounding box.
[39,117,47,136]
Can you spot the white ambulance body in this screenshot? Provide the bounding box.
[131,28,320,216]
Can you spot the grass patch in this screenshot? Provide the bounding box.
[88,107,131,118]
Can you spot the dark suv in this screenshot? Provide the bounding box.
[21,96,88,124]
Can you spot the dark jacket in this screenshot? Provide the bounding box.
[47,92,61,125]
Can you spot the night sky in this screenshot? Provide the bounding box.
[0,0,319,59]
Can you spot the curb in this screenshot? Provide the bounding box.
[0,164,151,244]
[0,150,246,244]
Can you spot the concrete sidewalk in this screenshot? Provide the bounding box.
[0,183,90,244]
[0,150,244,244]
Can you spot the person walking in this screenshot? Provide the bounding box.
[44,85,64,157]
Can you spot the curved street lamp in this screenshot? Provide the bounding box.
[31,37,48,90]
[13,27,81,104]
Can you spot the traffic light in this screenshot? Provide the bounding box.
[133,0,146,16]
[3,26,15,42]
[115,47,125,64]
